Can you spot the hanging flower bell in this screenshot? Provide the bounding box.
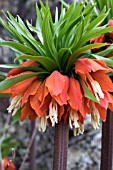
[0,1,113,136]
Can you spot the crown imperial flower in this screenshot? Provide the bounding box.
[0,1,113,136]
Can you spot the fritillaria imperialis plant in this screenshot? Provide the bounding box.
[0,0,113,132]
[88,0,113,169]
[1,0,113,169]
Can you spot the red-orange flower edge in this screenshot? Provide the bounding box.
[2,158,15,170]
[1,59,113,136]
[90,19,113,52]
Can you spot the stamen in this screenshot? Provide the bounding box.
[90,101,100,129]
[87,74,104,102]
[69,110,80,129]
[47,101,58,126]
[78,124,84,135]
[38,113,47,132]
[7,96,22,116]
[73,124,84,136]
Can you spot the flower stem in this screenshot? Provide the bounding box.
[30,120,36,170]
[100,110,113,170]
[19,120,36,170]
[53,119,69,170]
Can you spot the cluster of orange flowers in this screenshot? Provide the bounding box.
[1,57,113,135]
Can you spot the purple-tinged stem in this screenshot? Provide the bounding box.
[30,120,36,170]
[53,119,69,170]
[100,110,113,170]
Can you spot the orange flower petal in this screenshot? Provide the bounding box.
[99,92,109,109]
[107,93,113,111]
[10,74,37,96]
[58,105,64,121]
[22,80,41,106]
[78,111,84,124]
[8,60,39,76]
[40,95,51,113]
[30,92,43,117]
[95,103,107,122]
[30,81,51,117]
[91,71,113,92]
[46,71,65,96]
[59,76,69,105]
[68,78,82,111]
[109,103,113,111]
[37,82,49,103]
[3,158,15,170]
[21,101,36,121]
[52,76,69,106]
[75,58,110,75]
[52,95,63,106]
[75,58,91,74]
[28,111,37,121]
[0,88,11,94]
[79,97,90,118]
[63,105,70,123]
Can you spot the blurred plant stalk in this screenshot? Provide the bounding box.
[0,112,11,170]
[30,120,36,170]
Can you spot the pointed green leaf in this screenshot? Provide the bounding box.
[0,71,7,77]
[57,48,72,69]
[0,76,6,80]
[80,78,98,102]
[0,41,39,55]
[86,13,108,31]
[0,64,43,72]
[66,43,108,71]
[27,21,43,43]
[57,4,94,42]
[42,11,57,60]
[79,26,113,47]
[88,54,113,68]
[36,3,42,30]
[73,43,108,58]
[11,108,21,125]
[71,14,84,51]
[0,72,47,90]
[4,12,44,54]
[15,55,58,72]
[96,45,113,56]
